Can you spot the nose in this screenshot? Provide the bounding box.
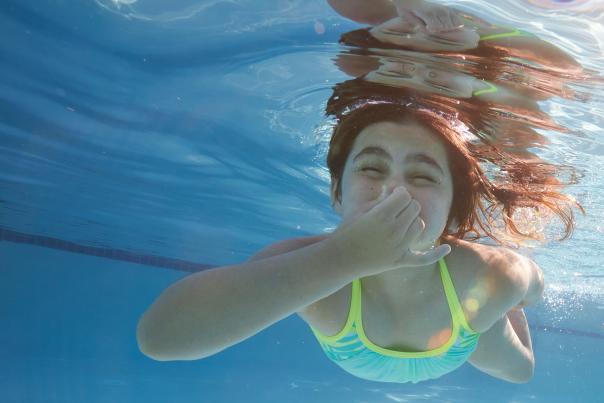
[381,179,410,198]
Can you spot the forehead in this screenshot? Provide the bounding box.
[350,120,449,163]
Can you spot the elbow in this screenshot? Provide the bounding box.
[327,0,396,25]
[506,358,535,384]
[136,314,180,362]
[486,354,535,384]
[136,314,218,362]
[137,328,199,362]
[508,370,534,384]
[136,317,170,361]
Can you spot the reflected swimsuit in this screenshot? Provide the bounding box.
[308,257,480,384]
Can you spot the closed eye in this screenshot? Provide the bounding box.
[361,167,382,173]
[412,175,437,183]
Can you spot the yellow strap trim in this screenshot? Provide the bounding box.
[480,28,532,41]
[354,270,459,358]
[310,280,358,343]
[472,80,498,97]
[310,258,479,357]
[439,258,478,334]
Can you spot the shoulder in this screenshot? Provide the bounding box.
[247,234,329,262]
[445,237,543,331]
[472,242,543,311]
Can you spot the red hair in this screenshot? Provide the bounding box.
[326,79,584,246]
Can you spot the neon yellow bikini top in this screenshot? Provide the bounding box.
[308,257,480,384]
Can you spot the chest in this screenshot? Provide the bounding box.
[301,245,496,353]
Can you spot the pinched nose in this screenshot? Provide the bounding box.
[381,182,411,197]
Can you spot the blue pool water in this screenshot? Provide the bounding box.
[1,0,603,402]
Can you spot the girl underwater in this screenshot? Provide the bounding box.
[136,0,584,385]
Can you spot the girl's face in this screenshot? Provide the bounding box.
[332,120,454,251]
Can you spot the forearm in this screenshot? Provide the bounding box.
[478,313,535,383]
[506,308,533,352]
[327,0,397,25]
[136,240,355,361]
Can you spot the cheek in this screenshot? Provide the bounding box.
[340,178,384,215]
[345,176,379,198]
[418,191,452,225]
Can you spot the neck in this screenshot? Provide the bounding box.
[362,259,441,296]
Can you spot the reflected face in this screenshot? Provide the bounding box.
[332,120,454,250]
[366,59,476,98]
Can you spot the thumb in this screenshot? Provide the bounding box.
[367,184,391,212]
[378,184,390,202]
[413,10,446,34]
[406,243,452,266]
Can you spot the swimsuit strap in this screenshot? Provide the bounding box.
[438,258,476,333]
[472,80,498,97]
[480,28,535,41]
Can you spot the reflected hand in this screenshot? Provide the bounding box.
[369,14,479,51]
[394,0,464,33]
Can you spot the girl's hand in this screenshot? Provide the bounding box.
[394,0,464,33]
[327,186,451,278]
[369,14,479,51]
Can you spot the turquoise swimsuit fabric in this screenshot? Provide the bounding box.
[309,258,481,383]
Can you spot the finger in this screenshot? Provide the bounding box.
[397,215,424,250]
[440,14,462,32]
[392,201,421,242]
[362,186,383,212]
[425,11,461,33]
[406,244,452,266]
[378,183,390,201]
[435,14,450,32]
[400,12,424,30]
[418,13,437,33]
[439,14,464,32]
[374,186,412,217]
[394,198,420,223]
[377,14,422,36]
[449,13,463,30]
[419,10,444,33]
[397,213,426,253]
[408,216,426,242]
[364,184,390,215]
[404,9,437,33]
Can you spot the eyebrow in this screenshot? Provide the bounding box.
[352,146,445,175]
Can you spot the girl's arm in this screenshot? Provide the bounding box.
[468,311,535,383]
[468,249,543,383]
[328,0,463,32]
[327,0,397,25]
[506,307,532,352]
[137,188,447,362]
[136,237,355,361]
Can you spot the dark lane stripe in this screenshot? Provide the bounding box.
[530,325,604,340]
[0,226,214,273]
[1,225,603,340]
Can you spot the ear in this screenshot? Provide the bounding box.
[330,179,343,214]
